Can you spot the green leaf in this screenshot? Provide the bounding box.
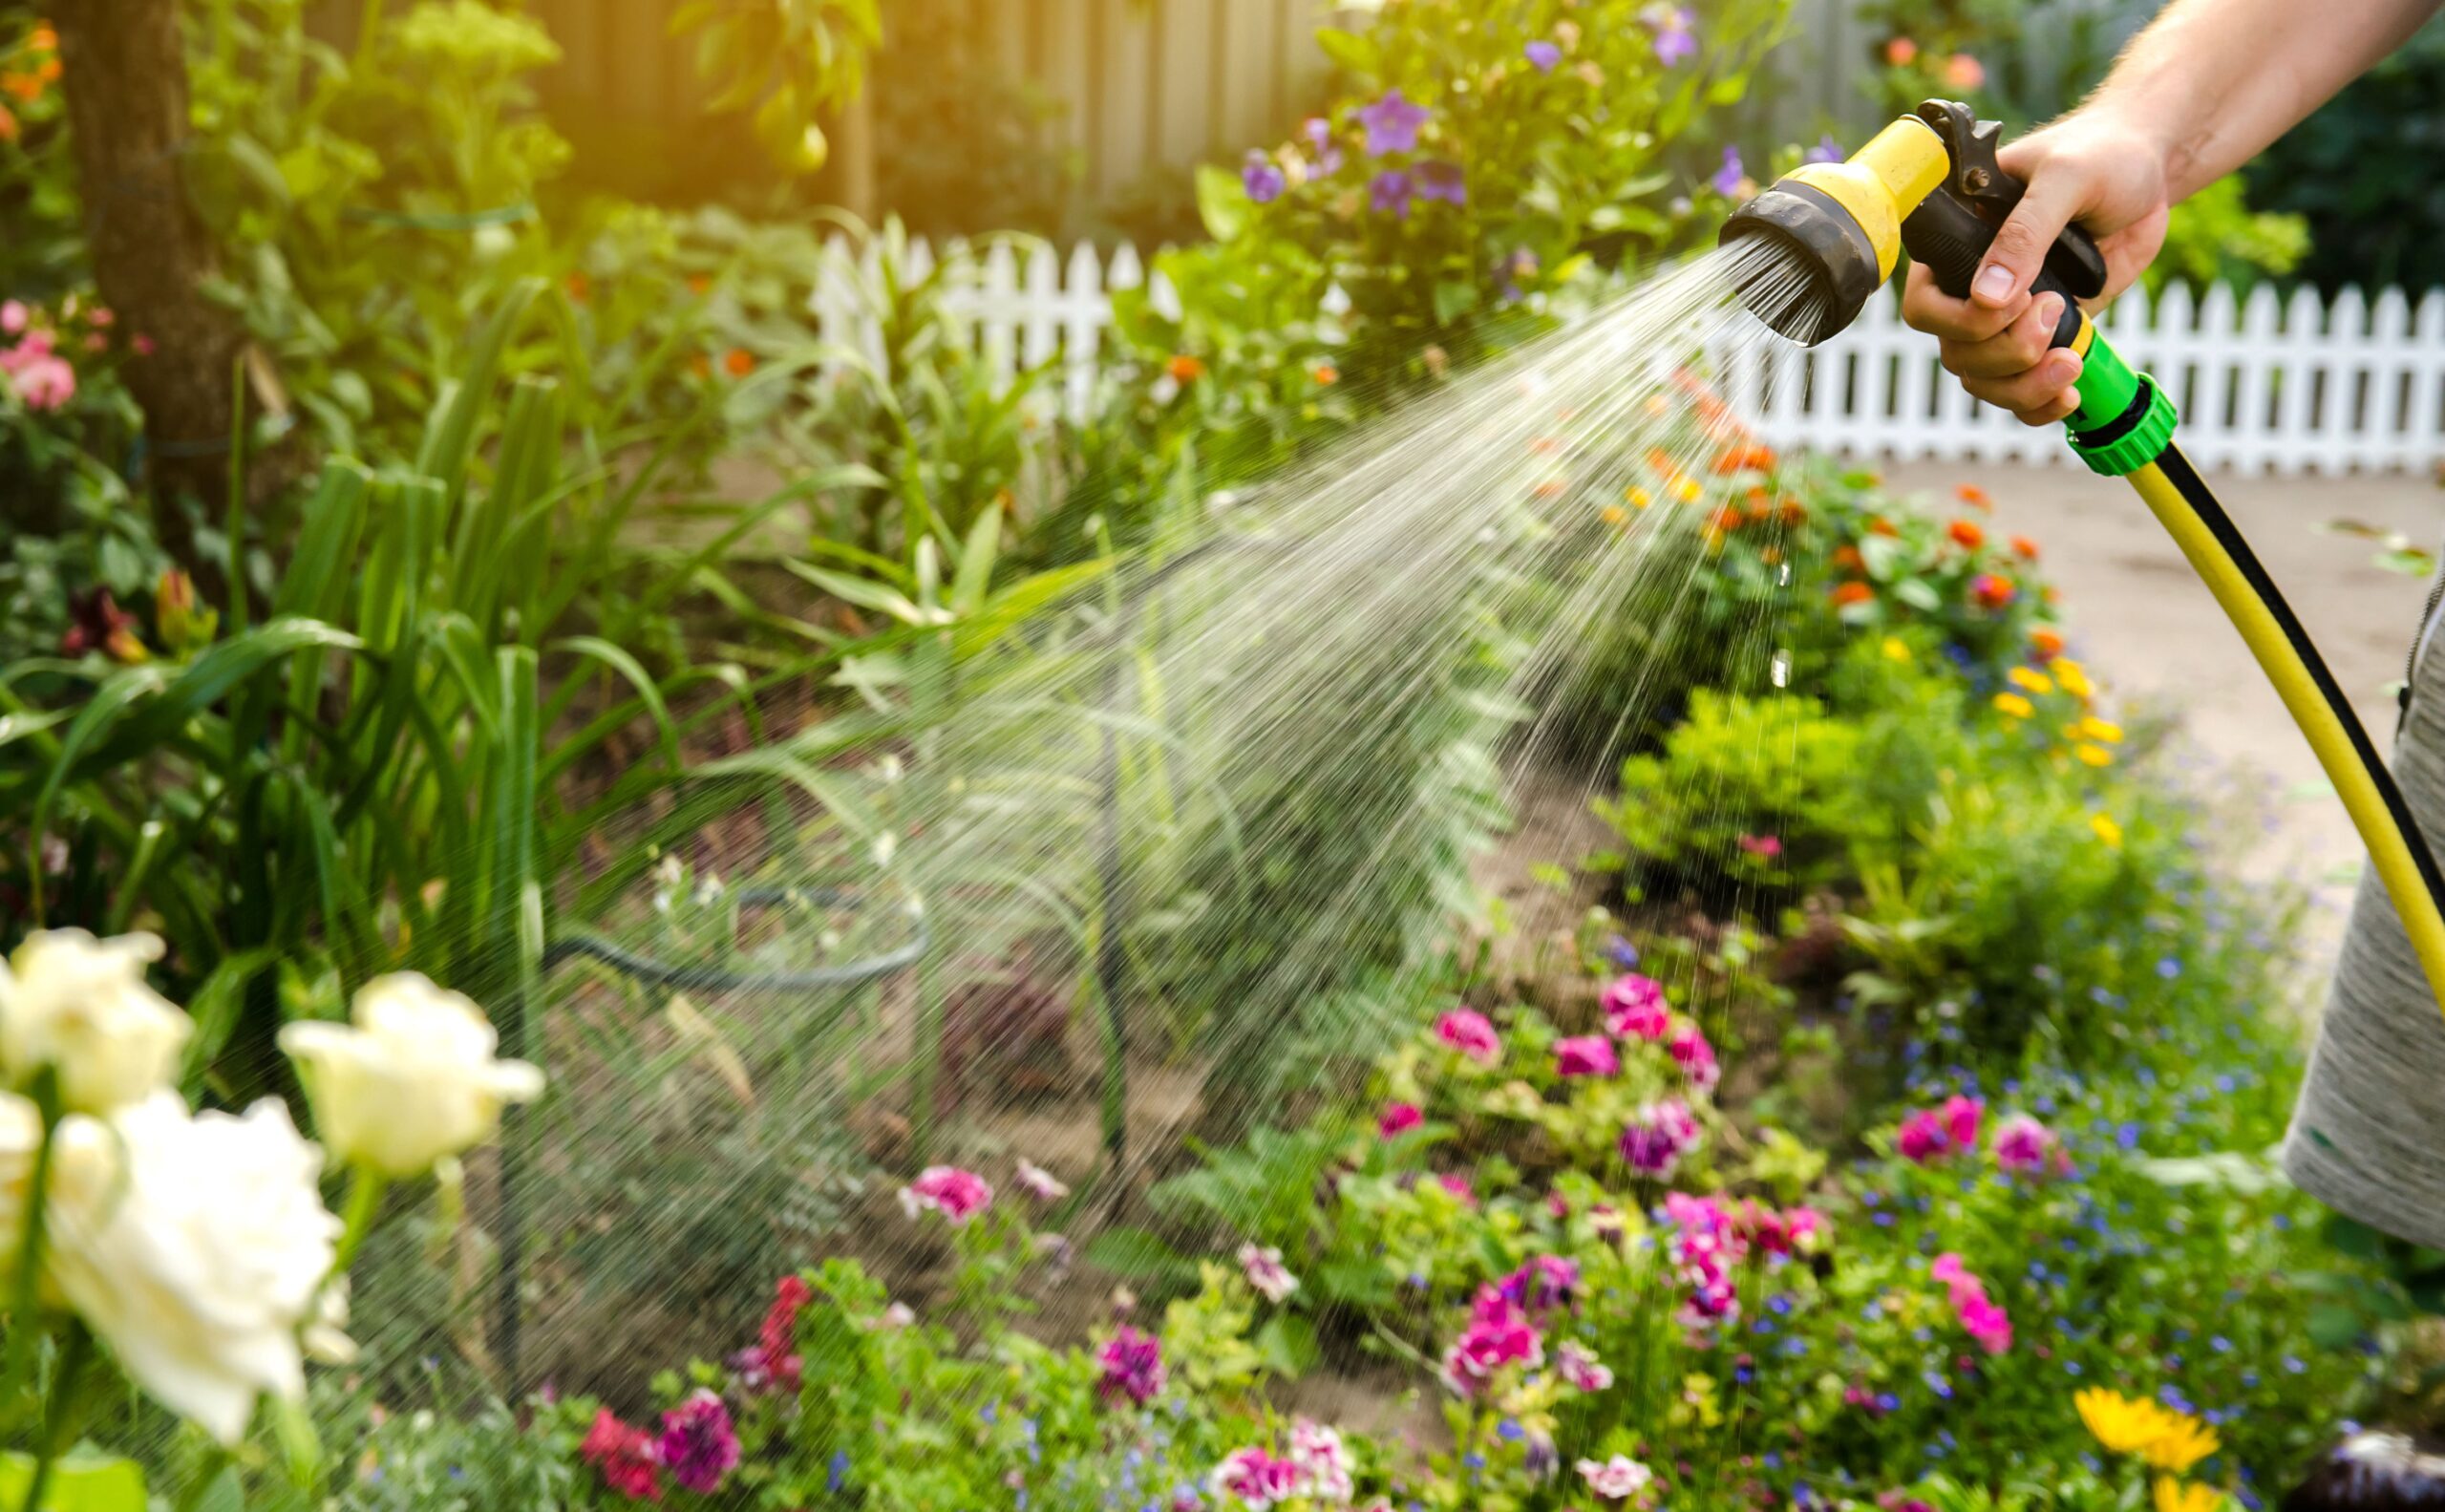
[2306,1302,2367,1349]
[0,1451,147,1512]
[1082,1226,1202,1288]
[1195,163,1251,245]
[1433,280,1480,325]
[1254,1312,1320,1377]
[1311,26,1379,77]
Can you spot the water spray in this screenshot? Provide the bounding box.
[1720,99,2445,1012]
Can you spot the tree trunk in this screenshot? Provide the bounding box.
[53,0,244,584]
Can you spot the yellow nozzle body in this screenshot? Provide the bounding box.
[1779,116,1949,281]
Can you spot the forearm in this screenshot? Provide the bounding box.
[2081,0,2440,201]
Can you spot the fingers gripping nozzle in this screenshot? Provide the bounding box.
[1717,99,2109,349]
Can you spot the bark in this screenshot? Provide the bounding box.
[53,0,245,582]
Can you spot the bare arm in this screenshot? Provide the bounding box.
[2086,0,2440,203]
[1901,0,2441,426]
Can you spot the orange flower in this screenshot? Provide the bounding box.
[687,273,712,295]
[1312,363,1339,386]
[1832,581,1875,607]
[2030,626,2066,659]
[723,347,755,377]
[1712,443,1776,474]
[1833,544,1865,572]
[1710,505,1745,534]
[1868,516,1900,539]
[563,270,591,304]
[1529,437,1563,455]
[1533,479,1569,500]
[2011,535,2041,560]
[1948,519,1986,550]
[1,72,41,102]
[1955,482,1992,510]
[1166,353,1206,383]
[1780,498,1808,526]
[0,104,16,143]
[1883,35,1919,65]
[30,24,57,50]
[1760,545,1783,565]
[1646,446,1676,474]
[1944,53,1987,91]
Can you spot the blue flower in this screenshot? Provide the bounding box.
[1525,40,1563,72]
[1369,169,1414,219]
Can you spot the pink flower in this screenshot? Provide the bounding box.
[1555,1033,1618,1077]
[1015,1158,1070,1202]
[1782,1205,1831,1255]
[1556,1339,1614,1392]
[1577,1453,1655,1500]
[656,1391,739,1495]
[1212,1446,1301,1508]
[132,333,157,356]
[1439,1289,1545,1395]
[1667,1022,1720,1094]
[1943,53,1987,90]
[736,1273,808,1393]
[581,1409,664,1501]
[1496,1254,1580,1316]
[1896,1096,1985,1163]
[1737,833,1783,859]
[1285,1420,1354,1501]
[1097,1325,1166,1406]
[1435,1170,1478,1206]
[1239,1243,1300,1303]
[1992,1113,2057,1174]
[11,353,74,412]
[0,328,52,370]
[0,300,23,334]
[1601,973,1670,1040]
[1618,1097,1700,1177]
[899,1164,994,1224]
[1378,1101,1423,1138]
[1929,1253,2012,1353]
[1435,1008,1501,1065]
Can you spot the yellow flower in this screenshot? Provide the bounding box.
[1626,486,1654,509]
[2008,666,2054,695]
[1993,692,2034,720]
[2052,657,2095,700]
[2075,742,2114,767]
[2075,1389,2172,1456]
[2142,1415,2222,1475]
[2155,1480,2224,1512]
[1881,637,1911,663]
[1601,504,1629,526]
[2091,813,2124,848]
[2081,715,2125,744]
[1670,477,1701,504]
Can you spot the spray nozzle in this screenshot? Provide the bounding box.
[1717,99,2109,347]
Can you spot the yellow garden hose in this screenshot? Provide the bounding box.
[2126,450,2445,1010]
[1720,97,2445,1016]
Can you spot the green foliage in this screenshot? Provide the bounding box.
[2246,14,2445,293]
[2146,176,2311,296]
[1596,686,1866,889]
[670,0,879,175]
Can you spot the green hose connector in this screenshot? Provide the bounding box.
[2065,326,2179,478]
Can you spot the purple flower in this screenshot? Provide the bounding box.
[1711,145,1748,196]
[1414,160,1467,205]
[1525,40,1563,72]
[1644,5,1699,66]
[1369,168,1414,218]
[1302,117,1345,176]
[1993,1113,2059,1174]
[1097,1325,1166,1407]
[1619,1097,1701,1177]
[657,1390,740,1495]
[1242,150,1286,204]
[1806,134,1844,163]
[1354,89,1431,157]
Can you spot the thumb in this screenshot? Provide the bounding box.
[1968,171,2087,309]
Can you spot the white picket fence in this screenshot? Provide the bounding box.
[808,236,2445,478]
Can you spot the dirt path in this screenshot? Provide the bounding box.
[1884,458,2442,990]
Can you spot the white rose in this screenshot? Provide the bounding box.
[278,973,544,1179]
[44,1093,338,1444]
[0,1091,44,1279]
[0,930,190,1114]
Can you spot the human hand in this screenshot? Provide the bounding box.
[1900,112,2172,425]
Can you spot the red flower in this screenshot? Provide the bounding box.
[582,1410,664,1501]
